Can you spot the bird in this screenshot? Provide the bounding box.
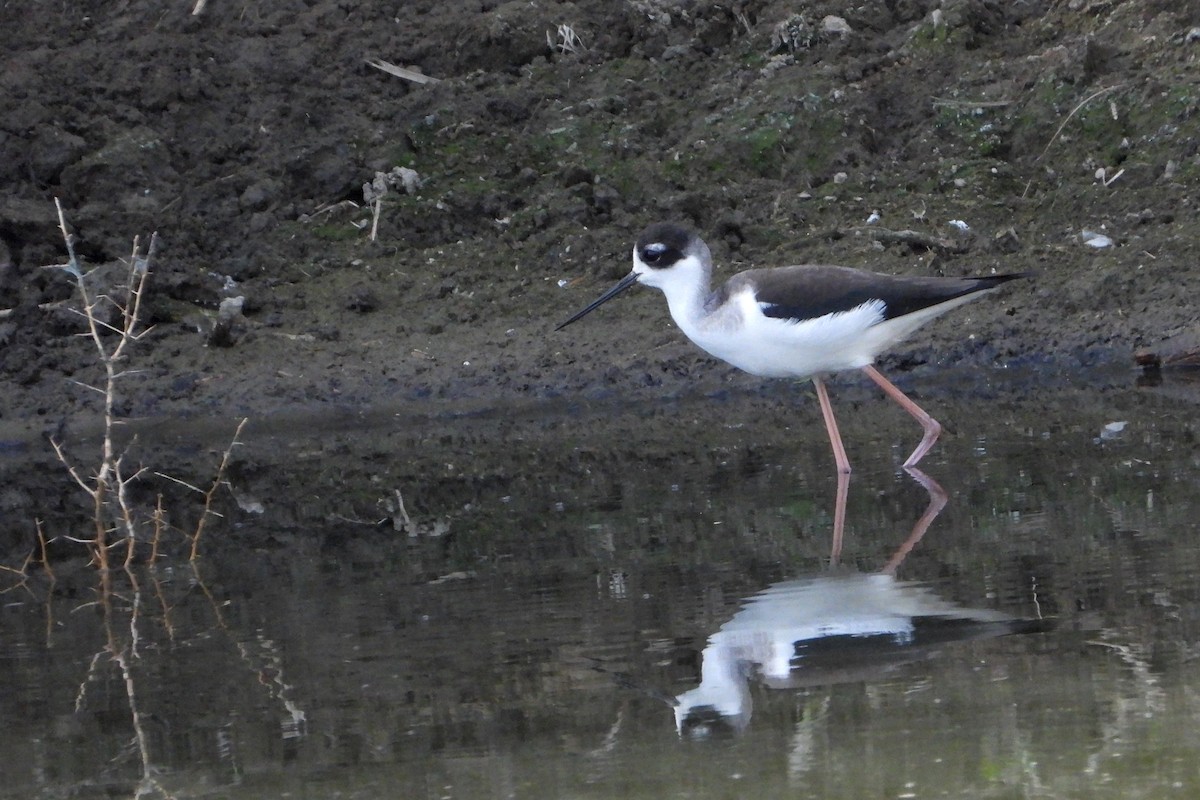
[556,222,1025,474]
[673,570,1049,737]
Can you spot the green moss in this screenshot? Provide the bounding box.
[740,49,769,69]
[1162,86,1198,119]
[600,55,652,82]
[910,21,954,49]
[310,223,361,241]
[384,191,425,213]
[727,111,795,178]
[745,124,786,175]
[405,117,440,154]
[1033,75,1075,109]
[660,154,691,184]
[654,100,844,186]
[452,173,495,194]
[603,160,649,201]
[526,128,574,163]
[778,497,817,519]
[934,104,1008,159]
[796,112,842,173]
[385,147,416,168]
[1122,84,1200,160]
[1072,101,1128,150]
[978,758,1004,782]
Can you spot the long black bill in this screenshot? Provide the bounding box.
[555,271,641,331]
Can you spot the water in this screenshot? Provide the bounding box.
[2,375,1198,798]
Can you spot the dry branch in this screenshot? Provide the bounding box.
[850,226,972,255]
[46,200,158,569]
[189,417,248,561]
[366,58,441,85]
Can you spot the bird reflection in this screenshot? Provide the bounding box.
[674,467,1049,738]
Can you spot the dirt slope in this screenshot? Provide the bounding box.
[2,0,1198,436]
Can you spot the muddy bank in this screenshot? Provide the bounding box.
[1,1,1198,441]
[0,360,1180,562]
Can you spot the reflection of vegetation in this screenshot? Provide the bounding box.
[61,560,309,798]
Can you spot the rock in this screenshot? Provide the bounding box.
[239,180,281,212]
[28,125,88,183]
[991,227,1022,253]
[346,285,379,313]
[821,16,852,36]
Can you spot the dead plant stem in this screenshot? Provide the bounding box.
[49,199,158,565]
[189,418,248,561]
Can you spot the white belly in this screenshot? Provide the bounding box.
[679,293,891,378]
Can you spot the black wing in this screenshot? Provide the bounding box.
[723,265,1024,322]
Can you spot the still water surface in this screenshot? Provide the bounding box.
[2,379,1198,798]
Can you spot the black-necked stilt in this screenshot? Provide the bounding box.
[557,222,1026,473]
[673,561,1049,737]
[583,462,1044,738]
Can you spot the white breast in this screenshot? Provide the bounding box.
[677,287,888,378]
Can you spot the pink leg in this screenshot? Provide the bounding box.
[879,466,948,575]
[813,376,851,475]
[861,365,943,467]
[828,468,849,568]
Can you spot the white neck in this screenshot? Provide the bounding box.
[634,246,714,335]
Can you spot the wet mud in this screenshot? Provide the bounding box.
[2,1,1199,544]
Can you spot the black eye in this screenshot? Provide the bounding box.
[642,244,666,264]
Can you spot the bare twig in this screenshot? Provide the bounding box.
[931,97,1013,109]
[151,472,206,494]
[393,488,414,531]
[0,558,32,594]
[365,58,441,85]
[29,203,273,800]
[36,520,56,583]
[152,575,176,642]
[732,8,753,35]
[370,197,383,242]
[148,495,166,566]
[854,226,972,255]
[47,200,159,567]
[189,418,248,561]
[75,650,105,712]
[547,23,585,54]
